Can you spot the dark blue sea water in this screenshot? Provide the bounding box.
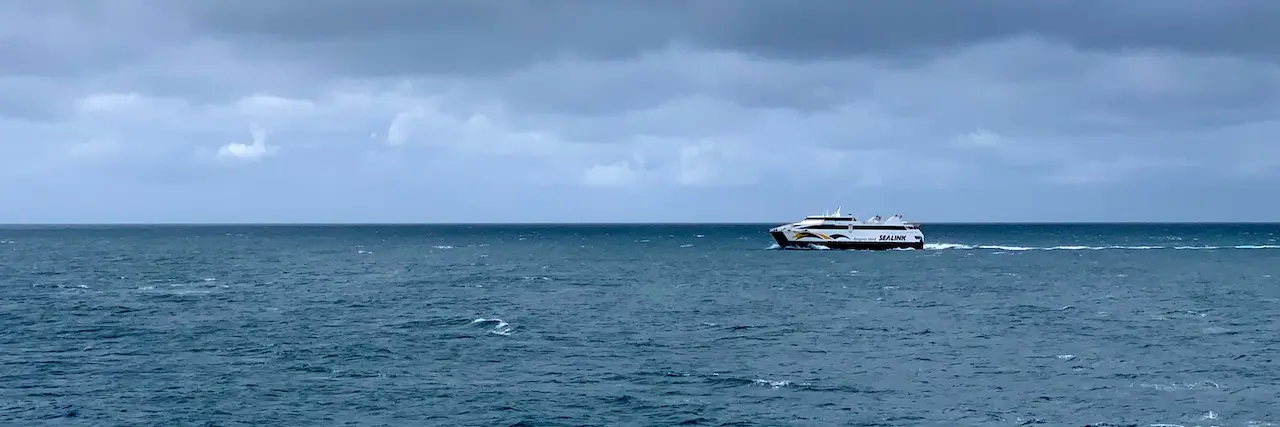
[2,223,1278,426]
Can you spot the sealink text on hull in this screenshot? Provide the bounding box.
[768,209,925,250]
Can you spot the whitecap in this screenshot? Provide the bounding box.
[751,379,793,389]
[471,318,515,336]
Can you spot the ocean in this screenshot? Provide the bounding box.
[2,223,1278,426]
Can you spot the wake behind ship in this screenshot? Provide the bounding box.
[769,208,925,250]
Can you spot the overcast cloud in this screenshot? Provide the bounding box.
[2,0,1278,223]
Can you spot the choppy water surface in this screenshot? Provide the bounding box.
[2,223,1278,426]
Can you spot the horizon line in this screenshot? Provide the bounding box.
[1,220,1278,227]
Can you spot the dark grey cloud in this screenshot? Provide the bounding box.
[0,0,188,77]
[169,0,1280,78]
[175,0,695,76]
[690,0,1280,60]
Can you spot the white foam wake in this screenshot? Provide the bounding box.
[761,241,1280,251]
[924,243,1280,251]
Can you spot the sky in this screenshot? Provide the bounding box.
[2,0,1279,223]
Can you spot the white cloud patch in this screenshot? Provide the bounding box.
[385,107,423,146]
[217,125,277,162]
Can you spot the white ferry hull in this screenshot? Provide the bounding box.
[768,210,925,250]
[769,228,924,250]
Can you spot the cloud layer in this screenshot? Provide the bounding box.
[2,1,1278,223]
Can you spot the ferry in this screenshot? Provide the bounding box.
[768,208,925,250]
